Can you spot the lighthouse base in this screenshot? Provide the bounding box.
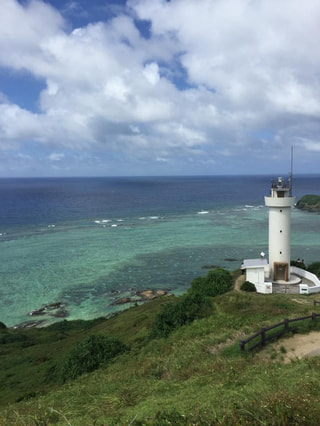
[273,274,302,285]
[273,262,289,281]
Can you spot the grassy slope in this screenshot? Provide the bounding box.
[2,282,320,425]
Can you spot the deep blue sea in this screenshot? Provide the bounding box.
[0,175,319,327]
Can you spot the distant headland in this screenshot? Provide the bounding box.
[296,194,320,212]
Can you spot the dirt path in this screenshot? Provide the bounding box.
[233,276,320,362]
[234,274,245,291]
[258,331,320,363]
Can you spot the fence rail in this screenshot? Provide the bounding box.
[240,312,320,352]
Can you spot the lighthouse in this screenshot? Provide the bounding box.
[265,176,295,281]
[241,157,320,293]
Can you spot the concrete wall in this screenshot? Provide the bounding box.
[291,266,320,294]
[255,282,273,294]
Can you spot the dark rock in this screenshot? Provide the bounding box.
[202,265,219,269]
[113,297,132,305]
[53,309,69,318]
[45,302,62,310]
[13,320,46,329]
[136,289,168,300]
[28,302,67,318]
[111,289,170,306]
[0,321,7,329]
[29,308,46,316]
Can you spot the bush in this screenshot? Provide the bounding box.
[291,260,307,270]
[61,335,128,381]
[150,293,212,338]
[190,268,233,297]
[308,262,320,278]
[240,281,256,292]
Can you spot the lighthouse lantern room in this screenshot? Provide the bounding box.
[264,177,295,281]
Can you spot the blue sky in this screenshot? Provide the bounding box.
[0,0,320,177]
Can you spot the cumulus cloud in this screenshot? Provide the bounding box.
[0,0,319,175]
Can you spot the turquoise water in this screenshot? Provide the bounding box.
[1,204,319,327]
[0,176,319,327]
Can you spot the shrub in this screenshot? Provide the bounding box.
[61,335,128,381]
[240,281,257,292]
[291,260,307,270]
[0,321,6,329]
[308,262,320,278]
[150,293,212,338]
[190,268,233,297]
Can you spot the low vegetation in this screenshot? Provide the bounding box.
[150,292,212,338]
[296,194,320,212]
[190,267,233,297]
[61,335,128,382]
[241,280,257,292]
[308,261,320,278]
[1,267,320,424]
[291,260,320,278]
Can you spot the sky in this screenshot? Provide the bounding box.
[0,0,320,177]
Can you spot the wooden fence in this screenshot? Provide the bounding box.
[240,312,320,352]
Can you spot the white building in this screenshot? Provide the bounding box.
[241,257,271,294]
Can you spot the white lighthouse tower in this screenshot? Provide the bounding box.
[265,176,295,281]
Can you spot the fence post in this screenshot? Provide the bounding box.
[284,318,290,332]
[240,340,245,352]
[312,312,317,322]
[261,328,266,347]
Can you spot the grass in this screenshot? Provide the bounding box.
[1,286,320,424]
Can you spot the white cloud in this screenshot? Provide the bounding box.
[143,62,160,86]
[296,138,320,152]
[48,152,65,161]
[0,0,319,174]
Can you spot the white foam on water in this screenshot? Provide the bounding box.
[111,224,118,227]
[149,216,160,219]
[197,210,209,214]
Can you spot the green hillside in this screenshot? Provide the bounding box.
[296,194,320,212]
[1,270,320,425]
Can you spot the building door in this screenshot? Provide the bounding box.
[274,262,289,281]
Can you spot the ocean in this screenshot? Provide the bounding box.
[0,175,319,327]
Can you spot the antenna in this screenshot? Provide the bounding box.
[289,146,294,196]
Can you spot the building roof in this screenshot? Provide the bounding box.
[241,258,268,269]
